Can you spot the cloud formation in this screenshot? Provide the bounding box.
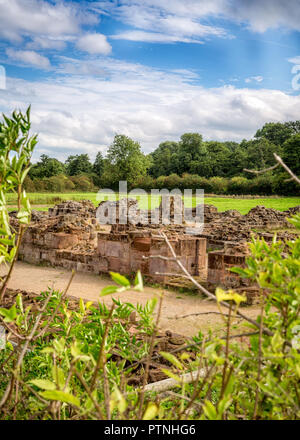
[76,33,112,55]
[0,0,90,42]
[97,0,300,44]
[6,48,50,69]
[1,58,299,161]
[245,76,264,83]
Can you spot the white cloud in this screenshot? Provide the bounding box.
[76,33,112,55]
[6,48,50,69]
[0,0,96,43]
[95,0,300,45]
[288,56,300,65]
[245,76,264,83]
[97,0,229,43]
[26,36,68,51]
[110,30,204,44]
[224,0,300,33]
[1,58,299,161]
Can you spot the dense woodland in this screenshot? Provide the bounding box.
[25,121,300,195]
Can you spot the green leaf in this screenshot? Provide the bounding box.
[134,270,143,291]
[143,402,158,420]
[39,390,80,407]
[53,337,65,354]
[215,288,246,306]
[52,366,65,389]
[203,400,218,420]
[160,368,181,383]
[271,331,284,352]
[109,272,130,287]
[40,347,54,354]
[147,297,157,314]
[0,305,17,323]
[16,294,23,314]
[110,385,127,414]
[159,352,183,370]
[79,298,85,314]
[100,285,118,296]
[17,210,30,225]
[29,379,56,391]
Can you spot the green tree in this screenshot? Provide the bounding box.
[282,134,300,176]
[177,133,207,175]
[29,154,65,179]
[205,141,231,177]
[284,120,300,135]
[93,151,104,176]
[255,122,293,146]
[149,141,179,177]
[103,134,149,187]
[65,154,92,176]
[241,138,278,171]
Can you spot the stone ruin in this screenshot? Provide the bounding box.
[15,197,206,284]
[10,197,300,303]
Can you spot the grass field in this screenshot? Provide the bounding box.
[7,192,300,215]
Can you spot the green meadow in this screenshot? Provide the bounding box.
[6,192,300,215]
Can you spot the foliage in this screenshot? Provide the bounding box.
[101,134,150,188]
[255,121,295,146]
[65,154,93,176]
[283,134,300,177]
[0,107,35,295]
[29,154,65,179]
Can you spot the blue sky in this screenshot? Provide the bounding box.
[0,0,299,161]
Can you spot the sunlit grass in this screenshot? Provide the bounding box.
[6,192,300,215]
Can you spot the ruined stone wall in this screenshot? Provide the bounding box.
[14,199,300,299]
[97,231,206,282]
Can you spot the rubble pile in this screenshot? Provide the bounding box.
[286,206,300,216]
[202,204,219,223]
[48,200,95,218]
[245,205,290,227]
[8,197,299,302]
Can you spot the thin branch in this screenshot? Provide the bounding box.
[168,311,237,320]
[0,225,25,302]
[274,153,300,185]
[158,231,274,338]
[138,291,164,419]
[244,163,279,174]
[90,303,115,391]
[244,153,300,185]
[75,371,104,420]
[143,369,205,393]
[253,296,264,419]
[34,270,75,340]
[154,271,190,279]
[123,331,259,374]
[0,290,52,408]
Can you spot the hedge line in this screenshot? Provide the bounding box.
[24,172,300,196]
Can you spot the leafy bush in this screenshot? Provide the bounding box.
[228,177,250,195]
[70,175,96,192]
[208,177,228,194]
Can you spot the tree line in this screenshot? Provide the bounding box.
[25,121,300,195]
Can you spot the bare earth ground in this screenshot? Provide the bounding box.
[0,261,260,337]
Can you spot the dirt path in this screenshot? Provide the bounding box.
[0,262,260,337]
